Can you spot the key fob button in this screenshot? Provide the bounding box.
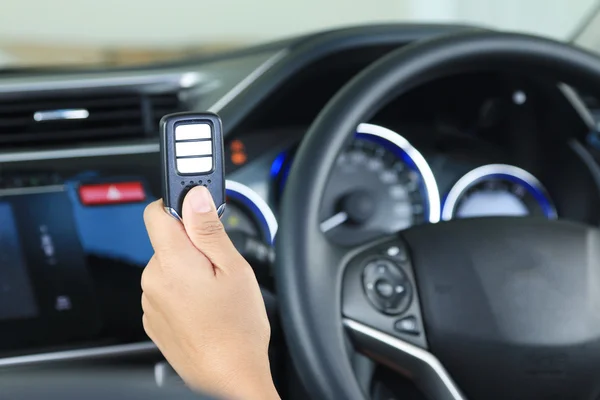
[175,141,213,157]
[176,157,213,174]
[175,123,212,141]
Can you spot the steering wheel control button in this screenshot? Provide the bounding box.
[374,279,394,298]
[362,258,412,315]
[386,245,408,262]
[394,316,420,335]
[386,246,400,256]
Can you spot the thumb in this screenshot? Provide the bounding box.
[181,185,241,272]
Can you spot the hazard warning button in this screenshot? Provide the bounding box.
[79,182,146,206]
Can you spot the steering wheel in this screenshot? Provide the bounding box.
[276,31,600,400]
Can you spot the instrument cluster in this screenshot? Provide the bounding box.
[265,123,560,246]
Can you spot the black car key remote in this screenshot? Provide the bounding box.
[160,112,225,220]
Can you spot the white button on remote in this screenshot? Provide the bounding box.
[175,141,213,158]
[173,124,214,174]
[174,123,212,141]
[176,157,213,174]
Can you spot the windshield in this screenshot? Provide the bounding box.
[2,0,600,69]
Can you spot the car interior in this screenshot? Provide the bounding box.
[2,5,600,400]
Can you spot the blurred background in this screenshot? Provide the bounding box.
[1,0,599,68]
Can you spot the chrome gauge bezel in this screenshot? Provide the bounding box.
[356,123,441,224]
[225,180,278,243]
[441,164,558,221]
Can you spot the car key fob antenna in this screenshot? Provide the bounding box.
[160,112,226,220]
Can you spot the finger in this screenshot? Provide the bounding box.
[141,293,153,314]
[141,264,164,315]
[140,255,157,293]
[142,309,169,352]
[144,199,204,266]
[141,301,166,350]
[181,186,244,273]
[142,313,159,348]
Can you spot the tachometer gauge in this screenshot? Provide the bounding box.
[318,123,440,246]
[441,164,557,221]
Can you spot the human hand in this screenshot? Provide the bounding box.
[142,186,279,400]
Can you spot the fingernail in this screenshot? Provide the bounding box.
[188,186,213,214]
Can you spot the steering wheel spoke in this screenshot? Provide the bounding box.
[343,319,464,400]
[340,237,464,400]
[341,238,427,349]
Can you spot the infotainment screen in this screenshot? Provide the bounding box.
[0,157,158,353]
[0,202,38,321]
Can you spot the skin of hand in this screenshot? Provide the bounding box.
[141,186,279,400]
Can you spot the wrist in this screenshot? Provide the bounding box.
[226,368,280,400]
[233,378,280,400]
[187,363,279,400]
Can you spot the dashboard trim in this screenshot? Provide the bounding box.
[0,185,64,197]
[208,50,289,113]
[0,71,202,94]
[0,341,158,368]
[569,139,600,202]
[558,83,597,130]
[0,143,160,163]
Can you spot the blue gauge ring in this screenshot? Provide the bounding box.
[225,180,278,244]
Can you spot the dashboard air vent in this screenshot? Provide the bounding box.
[148,92,183,127]
[0,91,183,146]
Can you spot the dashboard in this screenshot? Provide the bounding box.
[0,23,600,399]
[226,72,600,248]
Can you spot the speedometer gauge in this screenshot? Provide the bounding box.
[441,164,557,221]
[318,123,440,246]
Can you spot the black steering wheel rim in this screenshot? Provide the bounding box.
[276,31,600,400]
